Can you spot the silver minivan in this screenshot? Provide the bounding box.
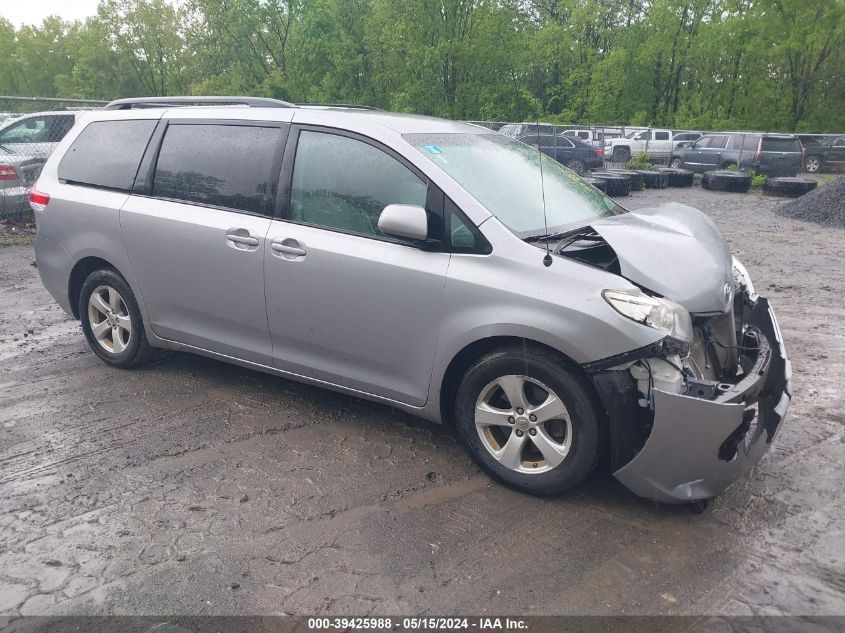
[32,97,791,506]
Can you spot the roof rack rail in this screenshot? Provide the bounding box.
[104,96,295,110]
[300,103,382,110]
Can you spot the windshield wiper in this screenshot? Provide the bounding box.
[524,230,577,243]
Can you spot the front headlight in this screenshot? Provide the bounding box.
[603,290,693,346]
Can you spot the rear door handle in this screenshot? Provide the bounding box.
[271,239,307,260]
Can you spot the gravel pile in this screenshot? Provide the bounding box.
[775,176,845,227]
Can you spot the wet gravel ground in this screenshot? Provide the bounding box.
[0,185,843,618]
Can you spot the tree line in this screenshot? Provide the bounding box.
[1,0,843,131]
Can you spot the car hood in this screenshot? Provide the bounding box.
[589,203,734,314]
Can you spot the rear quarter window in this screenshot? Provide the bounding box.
[762,137,801,152]
[58,119,157,191]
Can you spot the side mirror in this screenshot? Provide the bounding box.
[378,204,428,241]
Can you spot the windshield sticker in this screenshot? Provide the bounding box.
[423,145,442,154]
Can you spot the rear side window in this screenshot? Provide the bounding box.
[153,124,282,214]
[761,137,801,152]
[654,131,670,141]
[737,134,761,151]
[708,135,730,149]
[58,120,156,191]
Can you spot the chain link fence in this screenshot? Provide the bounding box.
[0,97,105,220]
[1,99,843,220]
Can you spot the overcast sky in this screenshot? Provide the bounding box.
[1,0,103,26]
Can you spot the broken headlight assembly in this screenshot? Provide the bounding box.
[732,256,757,301]
[603,290,693,352]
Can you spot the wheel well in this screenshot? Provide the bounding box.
[438,336,593,427]
[68,257,115,319]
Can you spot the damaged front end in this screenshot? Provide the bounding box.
[585,271,792,504]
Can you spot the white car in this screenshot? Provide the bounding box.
[0,111,83,158]
[605,130,703,162]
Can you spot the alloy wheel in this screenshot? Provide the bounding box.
[88,285,132,354]
[474,375,572,474]
[805,157,820,173]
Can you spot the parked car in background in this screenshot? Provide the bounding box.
[669,132,802,176]
[802,136,845,173]
[671,131,703,148]
[604,129,679,161]
[516,132,604,173]
[0,146,47,216]
[561,128,623,147]
[0,111,82,158]
[498,122,557,138]
[31,96,790,505]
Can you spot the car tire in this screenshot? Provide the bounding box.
[566,159,586,175]
[669,158,684,168]
[599,169,643,190]
[635,169,669,189]
[581,176,607,192]
[611,147,630,163]
[589,172,631,196]
[803,155,822,173]
[454,346,601,496]
[79,268,154,368]
[655,167,695,187]
[701,170,752,193]
[762,177,818,198]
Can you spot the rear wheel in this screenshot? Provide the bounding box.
[79,269,154,368]
[804,155,822,173]
[454,347,601,496]
[670,158,684,168]
[566,158,586,175]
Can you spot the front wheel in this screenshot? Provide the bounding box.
[454,347,601,496]
[79,269,154,368]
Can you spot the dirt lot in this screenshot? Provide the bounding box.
[0,184,843,618]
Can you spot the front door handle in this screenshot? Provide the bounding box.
[271,239,307,260]
[226,229,259,249]
[228,234,259,247]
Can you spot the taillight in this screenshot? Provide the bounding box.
[29,190,50,212]
[594,147,604,158]
[0,164,17,181]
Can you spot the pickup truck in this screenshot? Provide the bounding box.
[561,128,624,147]
[605,130,701,162]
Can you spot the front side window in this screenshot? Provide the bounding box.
[153,124,282,214]
[654,131,670,141]
[59,120,156,191]
[289,131,427,237]
[407,133,622,239]
[833,138,845,147]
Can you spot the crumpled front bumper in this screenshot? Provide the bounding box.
[612,297,792,504]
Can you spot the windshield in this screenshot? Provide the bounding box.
[405,133,623,238]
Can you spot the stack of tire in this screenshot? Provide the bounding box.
[655,167,695,187]
[587,171,631,197]
[702,170,752,193]
[598,169,644,191]
[634,170,669,189]
[581,176,608,193]
[762,177,818,198]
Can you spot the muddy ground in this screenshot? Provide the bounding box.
[0,185,843,618]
